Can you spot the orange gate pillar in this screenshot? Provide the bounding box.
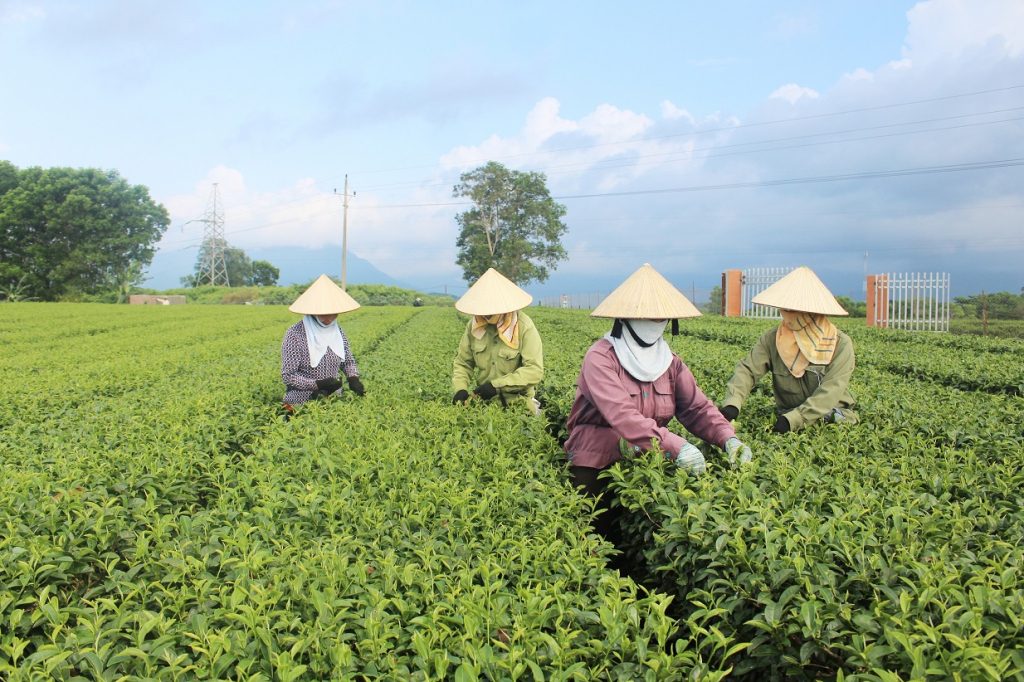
[723,270,743,317]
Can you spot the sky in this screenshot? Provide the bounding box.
[1,0,1022,300]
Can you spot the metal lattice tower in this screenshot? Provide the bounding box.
[195,184,230,286]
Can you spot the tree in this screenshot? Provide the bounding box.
[700,286,723,315]
[109,259,149,304]
[187,239,252,287]
[453,161,568,285]
[0,163,169,301]
[250,260,280,287]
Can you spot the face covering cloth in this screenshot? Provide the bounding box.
[472,312,520,349]
[302,314,346,368]
[776,311,837,378]
[605,318,672,383]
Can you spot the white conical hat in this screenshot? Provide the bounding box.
[455,268,533,315]
[751,267,848,316]
[591,263,702,319]
[289,274,361,315]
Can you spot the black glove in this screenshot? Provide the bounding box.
[347,376,365,397]
[771,415,791,433]
[315,378,343,395]
[719,405,739,422]
[453,390,470,405]
[474,382,497,400]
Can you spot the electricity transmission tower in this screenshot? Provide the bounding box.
[193,184,230,286]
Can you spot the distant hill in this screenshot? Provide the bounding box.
[145,244,410,289]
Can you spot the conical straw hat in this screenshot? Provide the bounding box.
[591,263,702,319]
[289,274,361,315]
[751,266,848,316]
[455,268,533,315]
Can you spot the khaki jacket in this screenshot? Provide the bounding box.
[723,327,857,430]
[452,312,543,401]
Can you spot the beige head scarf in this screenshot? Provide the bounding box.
[777,311,838,378]
[472,312,520,349]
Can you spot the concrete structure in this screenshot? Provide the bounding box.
[129,295,186,305]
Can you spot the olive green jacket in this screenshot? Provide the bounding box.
[452,312,543,401]
[722,327,857,431]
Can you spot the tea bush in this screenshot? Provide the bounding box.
[2,304,1022,679]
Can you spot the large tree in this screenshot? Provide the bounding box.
[183,242,280,288]
[453,161,568,285]
[0,163,169,301]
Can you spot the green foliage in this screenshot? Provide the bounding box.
[701,286,723,316]
[525,310,1024,681]
[454,161,568,286]
[184,240,254,288]
[954,292,1024,320]
[250,260,280,287]
[0,305,692,679]
[143,280,454,307]
[0,163,169,301]
[835,296,867,318]
[2,305,1022,679]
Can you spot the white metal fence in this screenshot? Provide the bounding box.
[871,272,950,332]
[539,285,715,312]
[538,293,608,310]
[741,267,794,319]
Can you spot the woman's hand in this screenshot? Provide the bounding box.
[315,378,343,395]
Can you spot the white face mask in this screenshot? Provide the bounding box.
[625,319,669,345]
[605,318,673,382]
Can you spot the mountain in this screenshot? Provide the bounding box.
[145,244,410,289]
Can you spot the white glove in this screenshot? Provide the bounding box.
[674,441,706,474]
[725,437,752,466]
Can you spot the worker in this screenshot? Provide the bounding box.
[452,268,543,412]
[281,274,365,415]
[564,264,752,564]
[719,266,857,433]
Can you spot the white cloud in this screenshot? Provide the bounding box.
[768,84,820,104]
[661,101,695,123]
[904,0,1024,61]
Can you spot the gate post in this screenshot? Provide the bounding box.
[722,269,742,317]
[866,274,889,328]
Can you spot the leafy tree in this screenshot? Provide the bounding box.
[700,285,723,315]
[453,161,568,285]
[834,296,867,318]
[186,239,252,287]
[250,260,280,287]
[953,292,1024,320]
[0,163,169,301]
[109,260,149,304]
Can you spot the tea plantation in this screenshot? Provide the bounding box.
[1,304,1022,680]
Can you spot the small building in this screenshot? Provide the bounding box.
[129,295,187,306]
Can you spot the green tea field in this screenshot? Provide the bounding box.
[1,304,1022,681]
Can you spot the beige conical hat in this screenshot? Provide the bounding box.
[455,268,533,315]
[289,274,361,315]
[751,266,848,316]
[591,263,702,319]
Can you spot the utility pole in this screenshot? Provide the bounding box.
[863,251,868,300]
[334,176,355,290]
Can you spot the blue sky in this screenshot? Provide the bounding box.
[1,0,1022,298]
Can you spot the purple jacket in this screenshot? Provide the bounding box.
[565,339,736,469]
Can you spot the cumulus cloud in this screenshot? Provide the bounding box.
[154,0,1024,294]
[769,84,821,104]
[903,0,1024,62]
